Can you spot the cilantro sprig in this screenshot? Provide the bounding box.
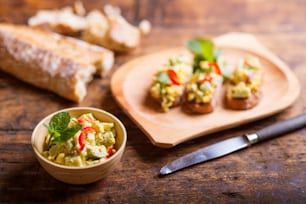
[44,112,82,146]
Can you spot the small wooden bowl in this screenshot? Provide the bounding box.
[31,107,127,184]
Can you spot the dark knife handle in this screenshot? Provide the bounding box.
[256,113,306,142]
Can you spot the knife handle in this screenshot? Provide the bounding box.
[254,113,306,142]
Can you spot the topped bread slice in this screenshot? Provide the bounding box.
[0,23,114,102]
[225,55,263,110]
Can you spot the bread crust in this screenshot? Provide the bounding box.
[28,6,88,35]
[82,10,140,53]
[183,100,215,113]
[225,89,261,110]
[0,23,114,102]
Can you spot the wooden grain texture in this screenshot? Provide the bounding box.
[111,33,301,147]
[0,0,305,203]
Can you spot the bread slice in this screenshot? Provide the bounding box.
[225,88,261,110]
[0,23,114,102]
[149,56,193,112]
[225,56,262,110]
[183,75,223,114]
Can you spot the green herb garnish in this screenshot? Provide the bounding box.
[156,71,171,85]
[186,38,214,62]
[44,112,82,146]
[185,38,221,72]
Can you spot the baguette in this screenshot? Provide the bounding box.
[82,8,141,53]
[183,62,223,114]
[28,6,88,35]
[0,23,114,102]
[225,56,262,110]
[28,3,150,53]
[150,55,192,112]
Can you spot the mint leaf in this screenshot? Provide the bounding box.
[45,112,82,146]
[185,40,203,55]
[49,112,70,132]
[186,38,215,62]
[50,124,82,145]
[50,136,62,145]
[156,71,171,85]
[192,55,205,71]
[186,38,218,73]
[61,124,82,142]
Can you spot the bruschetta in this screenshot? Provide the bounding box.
[225,55,262,110]
[150,55,192,112]
[183,61,223,113]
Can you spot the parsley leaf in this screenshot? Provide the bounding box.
[44,112,82,146]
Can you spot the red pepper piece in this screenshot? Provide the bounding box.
[78,127,96,151]
[79,132,86,151]
[77,118,84,124]
[107,147,114,158]
[82,127,96,134]
[204,74,213,83]
[209,62,222,75]
[167,69,181,85]
[199,73,213,83]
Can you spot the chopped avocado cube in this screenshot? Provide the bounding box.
[65,156,83,167]
[231,82,251,98]
[87,145,107,159]
[55,153,65,164]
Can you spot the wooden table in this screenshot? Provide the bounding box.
[0,0,305,203]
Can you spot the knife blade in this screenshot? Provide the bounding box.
[160,113,306,176]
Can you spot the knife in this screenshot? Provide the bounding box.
[160,113,306,176]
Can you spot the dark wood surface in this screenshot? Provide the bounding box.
[0,0,305,203]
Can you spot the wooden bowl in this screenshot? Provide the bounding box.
[31,107,127,184]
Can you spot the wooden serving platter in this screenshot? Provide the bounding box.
[111,33,300,148]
